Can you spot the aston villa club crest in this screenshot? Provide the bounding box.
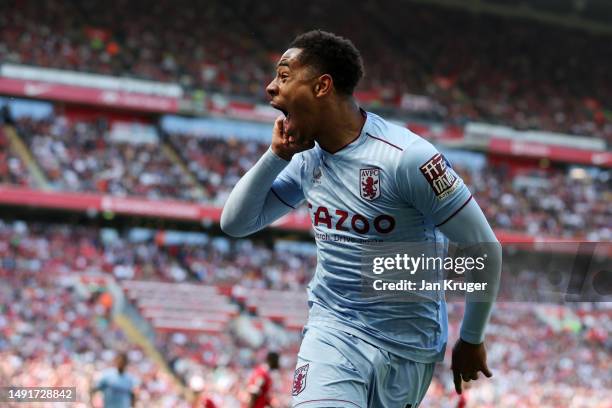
[360,168,381,201]
[292,363,309,396]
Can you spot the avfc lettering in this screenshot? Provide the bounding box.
[308,203,395,234]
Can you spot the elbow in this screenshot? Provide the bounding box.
[220,208,250,238]
[221,226,250,239]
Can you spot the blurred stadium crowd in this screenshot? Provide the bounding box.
[1,0,611,141]
[0,0,610,407]
[0,220,610,407]
[0,227,186,407]
[3,113,609,240]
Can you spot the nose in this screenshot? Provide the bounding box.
[266,79,278,99]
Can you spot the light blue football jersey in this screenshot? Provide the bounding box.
[95,368,137,408]
[271,111,473,363]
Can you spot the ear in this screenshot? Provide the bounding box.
[314,74,333,98]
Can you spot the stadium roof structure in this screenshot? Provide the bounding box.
[407,0,612,33]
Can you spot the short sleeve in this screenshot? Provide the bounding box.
[397,139,472,226]
[270,153,304,208]
[128,375,139,390]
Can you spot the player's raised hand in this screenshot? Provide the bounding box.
[451,338,493,394]
[271,115,315,161]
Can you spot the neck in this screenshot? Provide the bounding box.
[316,97,365,154]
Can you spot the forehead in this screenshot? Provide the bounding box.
[277,48,303,69]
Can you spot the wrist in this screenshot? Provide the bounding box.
[459,337,483,346]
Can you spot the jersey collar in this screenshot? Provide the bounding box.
[316,108,370,158]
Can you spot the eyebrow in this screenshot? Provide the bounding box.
[276,61,290,69]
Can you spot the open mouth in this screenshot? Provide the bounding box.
[270,102,292,133]
[270,102,289,118]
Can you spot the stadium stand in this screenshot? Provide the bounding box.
[0,126,31,186]
[0,234,188,406]
[6,113,610,239]
[234,287,309,331]
[0,1,610,406]
[425,302,611,407]
[123,280,239,334]
[0,219,609,407]
[462,164,610,240]
[15,115,203,201]
[1,0,611,140]
[166,133,268,206]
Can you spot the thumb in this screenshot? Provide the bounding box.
[452,369,462,394]
[481,362,493,378]
[274,115,285,134]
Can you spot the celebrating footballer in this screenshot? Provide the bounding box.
[222,30,502,408]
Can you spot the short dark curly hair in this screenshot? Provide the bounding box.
[289,30,364,96]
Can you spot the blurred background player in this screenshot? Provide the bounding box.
[90,352,138,408]
[245,351,279,408]
[191,376,221,408]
